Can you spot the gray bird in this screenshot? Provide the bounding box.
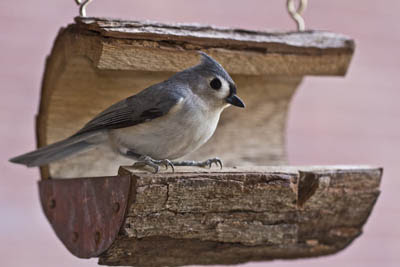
[10,52,245,173]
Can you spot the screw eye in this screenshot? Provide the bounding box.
[113,202,120,213]
[49,199,56,209]
[95,231,101,245]
[210,78,222,90]
[72,232,79,242]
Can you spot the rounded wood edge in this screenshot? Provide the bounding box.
[38,175,132,258]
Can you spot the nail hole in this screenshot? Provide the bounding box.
[72,232,79,242]
[113,202,120,213]
[49,199,56,209]
[95,231,101,245]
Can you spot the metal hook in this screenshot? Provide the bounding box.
[287,0,308,31]
[75,0,94,17]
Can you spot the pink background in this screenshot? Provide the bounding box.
[1,1,399,266]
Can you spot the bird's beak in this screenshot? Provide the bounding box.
[226,94,245,108]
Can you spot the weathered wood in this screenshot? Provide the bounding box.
[77,17,353,51]
[32,16,380,267]
[39,175,131,258]
[98,166,381,266]
[36,18,354,179]
[75,17,354,76]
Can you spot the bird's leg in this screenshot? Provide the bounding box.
[172,157,223,169]
[128,151,174,173]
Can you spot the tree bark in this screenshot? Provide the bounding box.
[98,166,382,266]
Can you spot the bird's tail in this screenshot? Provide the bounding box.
[9,133,100,167]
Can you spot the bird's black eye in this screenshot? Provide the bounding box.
[210,78,222,90]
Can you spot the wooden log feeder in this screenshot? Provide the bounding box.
[36,17,382,266]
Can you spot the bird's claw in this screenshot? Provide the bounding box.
[203,157,223,169]
[153,165,160,174]
[133,156,222,173]
[158,159,175,172]
[133,156,174,173]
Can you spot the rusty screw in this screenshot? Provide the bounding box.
[113,202,120,213]
[94,231,101,245]
[49,199,56,209]
[72,232,79,242]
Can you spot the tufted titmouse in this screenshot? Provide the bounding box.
[10,52,245,173]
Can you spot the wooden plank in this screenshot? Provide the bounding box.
[98,166,382,266]
[73,17,354,76]
[76,17,354,54]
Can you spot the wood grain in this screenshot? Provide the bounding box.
[97,166,382,266]
[76,17,354,54]
[74,17,354,76]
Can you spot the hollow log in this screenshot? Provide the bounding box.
[95,166,382,266]
[32,17,379,267]
[36,17,354,179]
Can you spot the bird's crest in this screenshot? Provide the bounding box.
[197,51,233,83]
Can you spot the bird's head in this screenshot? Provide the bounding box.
[185,52,245,110]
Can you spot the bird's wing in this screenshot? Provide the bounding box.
[74,83,185,136]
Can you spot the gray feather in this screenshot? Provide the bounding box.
[75,81,185,136]
[197,52,234,84]
[10,83,185,167]
[9,133,97,167]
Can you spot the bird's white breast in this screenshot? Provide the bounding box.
[108,96,223,160]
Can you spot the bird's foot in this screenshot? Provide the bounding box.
[133,156,174,173]
[172,157,223,169]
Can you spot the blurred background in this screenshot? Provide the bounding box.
[1,0,399,266]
